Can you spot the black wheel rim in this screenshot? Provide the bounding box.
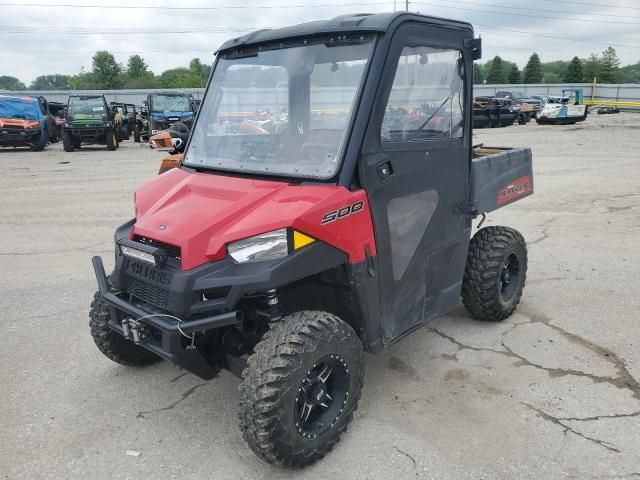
[294,354,350,439]
[500,253,521,302]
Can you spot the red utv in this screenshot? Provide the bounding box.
[90,12,533,467]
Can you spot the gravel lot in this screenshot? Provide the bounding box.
[1,113,639,479]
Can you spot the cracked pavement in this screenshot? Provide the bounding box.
[1,113,639,479]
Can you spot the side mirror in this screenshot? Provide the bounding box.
[465,37,482,61]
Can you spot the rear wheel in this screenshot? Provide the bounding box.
[62,130,74,152]
[30,133,46,151]
[239,311,364,467]
[462,226,527,321]
[89,291,161,367]
[106,129,117,150]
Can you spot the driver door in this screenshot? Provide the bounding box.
[360,24,473,343]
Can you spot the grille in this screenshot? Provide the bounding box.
[128,278,170,310]
[134,235,181,261]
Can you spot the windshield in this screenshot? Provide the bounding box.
[0,97,40,120]
[68,96,106,120]
[183,35,375,180]
[150,94,192,113]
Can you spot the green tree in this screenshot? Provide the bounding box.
[473,63,484,84]
[564,56,584,82]
[124,76,158,89]
[189,58,211,87]
[124,54,156,88]
[29,74,70,90]
[486,56,505,84]
[523,53,543,83]
[583,53,603,83]
[0,75,26,90]
[126,55,150,78]
[67,67,97,90]
[599,47,620,83]
[541,60,569,78]
[158,68,193,88]
[507,64,521,84]
[542,73,562,83]
[92,50,123,89]
[620,61,640,83]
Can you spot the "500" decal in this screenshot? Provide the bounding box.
[321,201,364,225]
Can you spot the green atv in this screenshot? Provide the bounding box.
[62,95,118,151]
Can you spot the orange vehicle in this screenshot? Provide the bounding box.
[0,95,48,150]
[148,123,189,174]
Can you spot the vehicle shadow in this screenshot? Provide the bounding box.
[95,308,495,478]
[0,148,38,154]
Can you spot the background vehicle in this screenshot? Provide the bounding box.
[537,88,588,125]
[62,95,118,151]
[109,102,131,141]
[148,122,190,174]
[0,94,48,150]
[495,90,542,119]
[147,92,195,135]
[124,103,140,142]
[33,96,62,143]
[89,12,533,467]
[473,96,518,128]
[46,100,66,141]
[136,105,150,142]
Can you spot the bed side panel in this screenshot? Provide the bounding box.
[470,147,533,213]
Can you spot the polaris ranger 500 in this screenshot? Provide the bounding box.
[90,12,533,467]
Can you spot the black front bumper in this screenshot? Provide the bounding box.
[0,128,41,146]
[67,126,109,142]
[92,256,243,379]
[94,222,347,378]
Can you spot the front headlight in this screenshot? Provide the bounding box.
[228,229,288,263]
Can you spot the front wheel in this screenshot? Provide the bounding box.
[239,311,364,467]
[62,131,74,152]
[106,129,117,150]
[30,133,46,151]
[89,292,161,366]
[461,226,527,321]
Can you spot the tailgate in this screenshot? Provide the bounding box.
[471,147,533,213]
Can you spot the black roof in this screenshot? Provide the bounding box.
[217,12,473,52]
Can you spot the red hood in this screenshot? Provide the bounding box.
[133,169,375,270]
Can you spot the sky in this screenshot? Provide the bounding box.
[1,0,639,84]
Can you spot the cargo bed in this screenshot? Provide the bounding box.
[470,147,533,214]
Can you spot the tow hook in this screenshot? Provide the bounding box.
[121,318,146,344]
